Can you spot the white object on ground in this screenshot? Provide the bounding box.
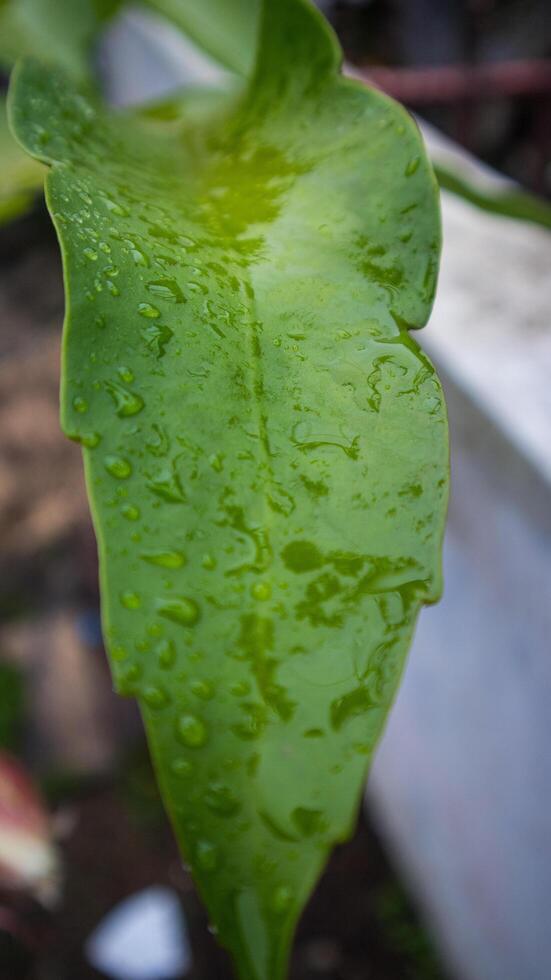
[85,886,191,980]
[369,145,551,980]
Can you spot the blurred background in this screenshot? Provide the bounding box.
[326,0,551,196]
[0,1,550,979]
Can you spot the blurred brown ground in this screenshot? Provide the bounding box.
[0,219,126,776]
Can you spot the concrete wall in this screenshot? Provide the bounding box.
[369,185,551,980]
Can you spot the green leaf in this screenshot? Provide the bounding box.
[434,162,551,231]
[0,0,124,225]
[0,0,257,82]
[0,98,44,224]
[0,0,123,79]
[0,0,254,225]
[9,0,448,976]
[145,0,260,77]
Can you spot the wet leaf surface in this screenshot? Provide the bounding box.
[9,1,448,976]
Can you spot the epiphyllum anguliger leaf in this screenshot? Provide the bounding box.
[9,0,448,977]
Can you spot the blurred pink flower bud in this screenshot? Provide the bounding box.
[0,752,60,907]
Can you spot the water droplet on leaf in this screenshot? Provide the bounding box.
[176,713,207,748]
[204,782,241,817]
[142,685,169,709]
[405,155,421,176]
[141,550,186,569]
[251,581,271,601]
[196,840,218,871]
[141,323,174,358]
[73,396,88,414]
[138,303,161,319]
[157,638,176,669]
[146,277,184,304]
[271,886,292,914]
[104,455,132,479]
[120,591,142,610]
[171,758,193,778]
[190,679,214,700]
[105,381,144,417]
[157,597,200,627]
[80,431,101,448]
